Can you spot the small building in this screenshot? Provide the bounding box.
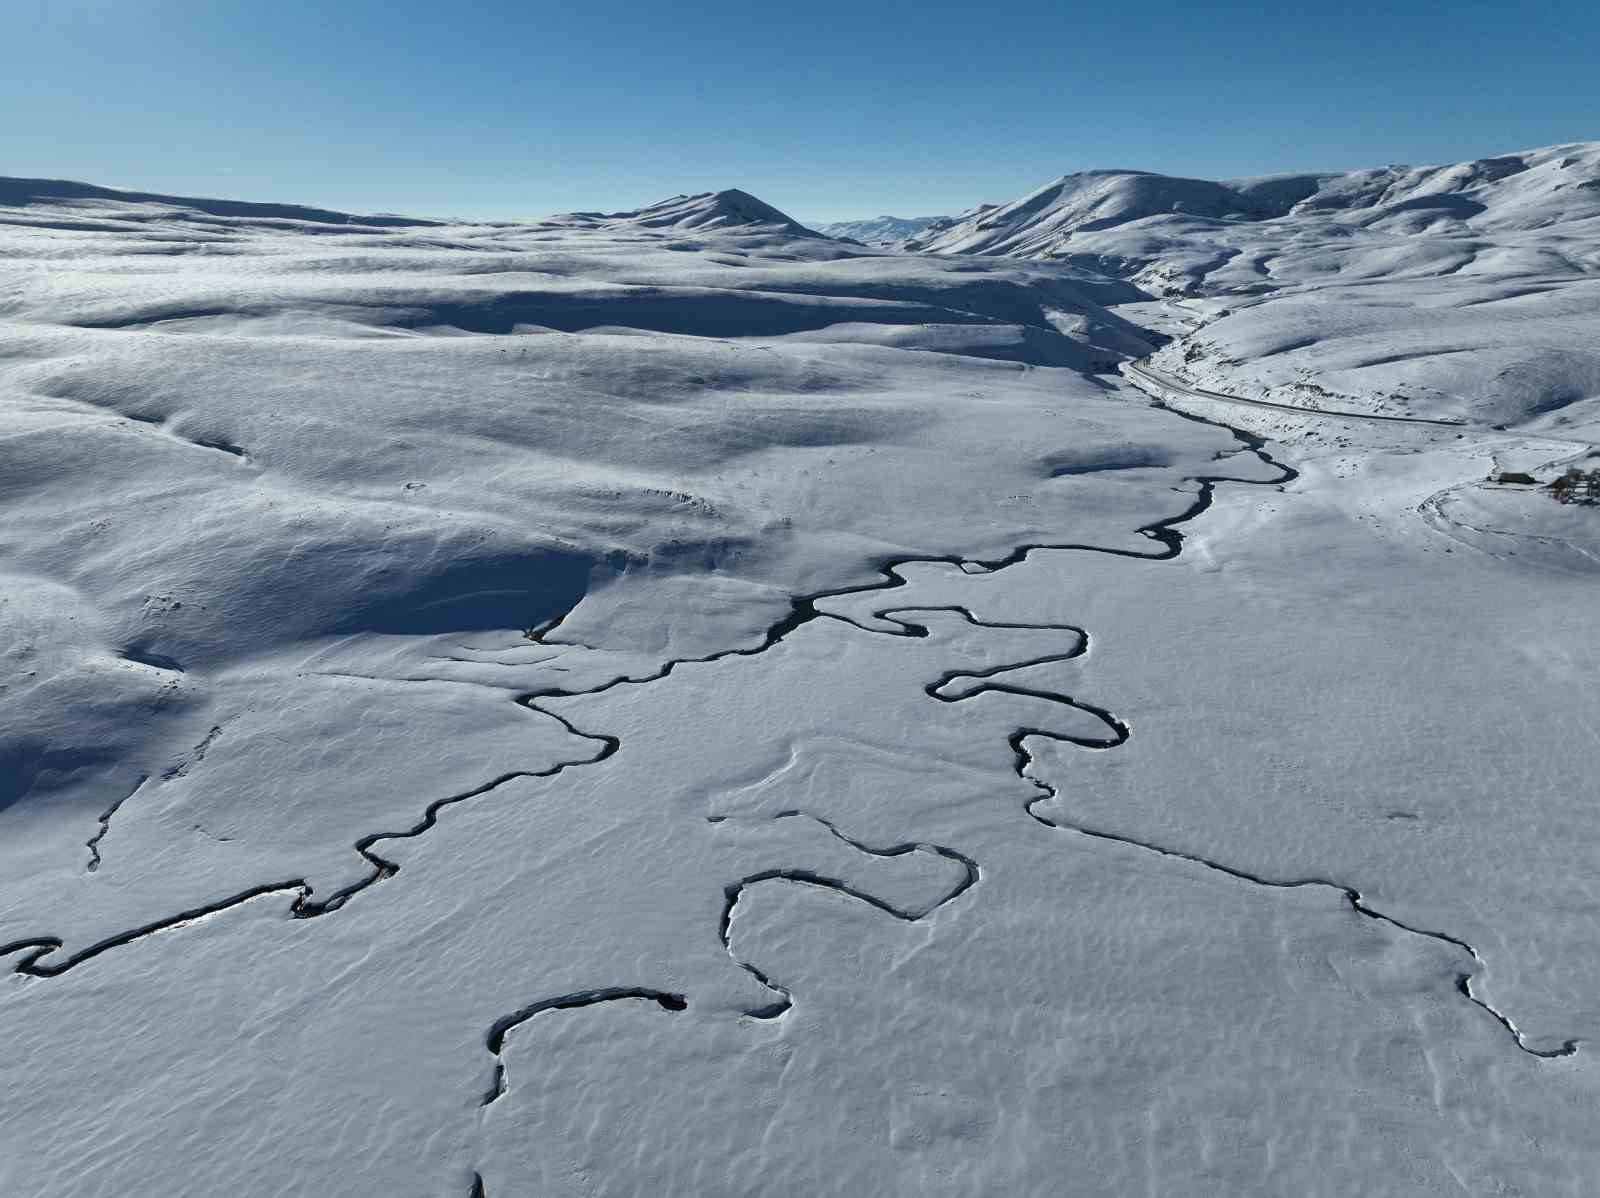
[1548,467,1600,504]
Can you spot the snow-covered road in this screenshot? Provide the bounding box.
[1122,359,1470,427]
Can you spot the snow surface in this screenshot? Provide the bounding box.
[915,144,1600,433]
[2,154,1599,1196]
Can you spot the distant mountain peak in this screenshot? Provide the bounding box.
[607,189,820,236]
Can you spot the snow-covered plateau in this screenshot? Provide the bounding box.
[2,147,1598,1196]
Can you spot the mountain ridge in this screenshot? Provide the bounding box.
[909,142,1600,263]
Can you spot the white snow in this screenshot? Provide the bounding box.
[2,151,1599,1196]
[914,144,1600,434]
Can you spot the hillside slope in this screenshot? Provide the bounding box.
[915,143,1600,274]
[906,144,1600,431]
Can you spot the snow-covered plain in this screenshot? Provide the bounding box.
[2,150,1598,1196]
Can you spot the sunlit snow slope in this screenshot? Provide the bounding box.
[911,143,1600,432]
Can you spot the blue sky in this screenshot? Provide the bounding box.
[4,0,1597,222]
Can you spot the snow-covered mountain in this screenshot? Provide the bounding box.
[913,170,1276,256]
[814,214,949,246]
[892,145,1600,433]
[582,187,823,236]
[916,142,1600,272]
[3,154,1599,1197]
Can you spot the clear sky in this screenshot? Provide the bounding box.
[4,0,1597,222]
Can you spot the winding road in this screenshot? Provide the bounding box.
[1121,359,1470,428]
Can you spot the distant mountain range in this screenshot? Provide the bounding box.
[907,143,1600,261]
[805,143,1600,290]
[812,215,951,246]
